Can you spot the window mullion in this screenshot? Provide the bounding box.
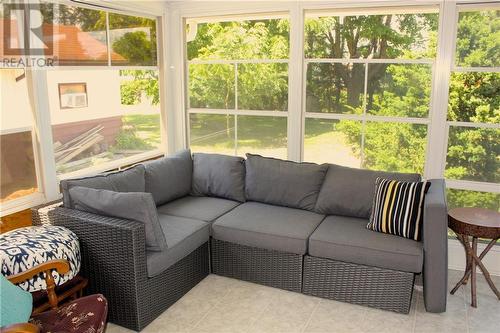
[424,0,456,180]
[288,3,304,162]
[26,69,60,201]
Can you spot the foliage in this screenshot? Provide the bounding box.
[455,10,499,67]
[120,70,160,105]
[114,129,153,151]
[113,31,155,65]
[117,13,498,209]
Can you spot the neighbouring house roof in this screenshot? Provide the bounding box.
[0,19,126,64]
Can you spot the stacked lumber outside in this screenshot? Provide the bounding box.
[55,125,104,166]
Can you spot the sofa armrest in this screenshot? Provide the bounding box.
[422,179,448,312]
[44,207,149,308]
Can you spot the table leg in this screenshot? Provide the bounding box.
[470,238,500,301]
[451,234,473,295]
[471,237,478,307]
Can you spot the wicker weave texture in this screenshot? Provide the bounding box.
[38,206,209,331]
[303,255,415,314]
[31,200,62,226]
[211,238,302,292]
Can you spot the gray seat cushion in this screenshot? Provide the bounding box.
[192,153,246,202]
[309,215,423,273]
[315,164,421,218]
[147,214,210,277]
[61,164,145,208]
[157,196,240,223]
[212,202,325,254]
[245,154,328,211]
[142,149,193,206]
[69,187,167,252]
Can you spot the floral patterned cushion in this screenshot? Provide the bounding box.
[30,294,108,333]
[0,226,81,292]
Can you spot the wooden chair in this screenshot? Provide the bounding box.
[1,260,107,333]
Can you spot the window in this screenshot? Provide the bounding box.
[58,83,88,109]
[303,8,438,173]
[186,14,289,159]
[445,7,499,210]
[0,69,40,204]
[40,2,163,177]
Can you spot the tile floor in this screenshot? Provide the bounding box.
[107,269,500,333]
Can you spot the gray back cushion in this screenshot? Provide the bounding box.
[315,164,421,218]
[245,154,328,210]
[143,149,193,206]
[191,153,246,202]
[69,187,167,252]
[60,164,145,208]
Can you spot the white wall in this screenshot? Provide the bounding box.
[0,69,34,131]
[46,70,122,125]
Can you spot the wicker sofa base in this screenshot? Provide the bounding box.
[211,238,303,292]
[303,255,415,314]
[137,242,209,330]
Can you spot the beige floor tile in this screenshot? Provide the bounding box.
[248,289,320,333]
[192,280,281,333]
[464,278,500,333]
[104,271,500,333]
[414,286,467,333]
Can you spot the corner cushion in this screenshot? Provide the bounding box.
[143,149,193,206]
[146,214,210,277]
[309,215,423,273]
[191,153,246,202]
[157,196,240,223]
[212,202,325,254]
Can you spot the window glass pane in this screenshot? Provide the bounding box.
[306,63,364,114]
[304,12,438,59]
[447,188,499,211]
[187,18,290,60]
[0,69,38,202]
[109,13,157,66]
[189,113,235,155]
[445,126,499,183]
[238,63,288,111]
[41,2,108,65]
[48,69,161,175]
[447,72,499,124]
[189,64,235,109]
[304,118,361,167]
[364,122,427,174]
[366,64,432,117]
[456,10,499,67]
[236,116,287,159]
[0,132,38,202]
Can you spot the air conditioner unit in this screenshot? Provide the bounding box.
[61,93,87,108]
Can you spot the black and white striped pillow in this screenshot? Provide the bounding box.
[367,178,430,241]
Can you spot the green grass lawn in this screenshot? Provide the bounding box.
[117,114,162,150]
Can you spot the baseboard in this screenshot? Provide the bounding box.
[448,238,500,276]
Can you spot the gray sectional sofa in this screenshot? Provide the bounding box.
[33,150,448,331]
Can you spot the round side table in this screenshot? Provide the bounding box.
[448,207,500,307]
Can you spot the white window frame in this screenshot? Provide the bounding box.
[0,0,168,216]
[183,15,291,158]
[440,3,500,196]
